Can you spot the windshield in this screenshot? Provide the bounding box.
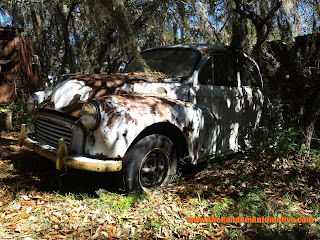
[123,48,201,80]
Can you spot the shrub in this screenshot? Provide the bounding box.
[1,101,32,130]
[247,105,303,162]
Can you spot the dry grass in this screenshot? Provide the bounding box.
[0,133,319,239]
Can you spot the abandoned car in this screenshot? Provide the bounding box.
[19,44,268,191]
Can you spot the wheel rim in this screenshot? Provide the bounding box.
[139,148,170,189]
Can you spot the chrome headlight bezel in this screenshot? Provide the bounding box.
[80,101,101,130]
[27,94,38,112]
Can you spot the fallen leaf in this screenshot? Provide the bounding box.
[214,230,224,237]
[22,196,30,201]
[154,211,162,216]
[28,216,37,222]
[25,206,32,214]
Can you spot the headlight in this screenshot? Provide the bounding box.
[80,101,100,130]
[27,94,38,112]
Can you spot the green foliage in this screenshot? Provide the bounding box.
[145,217,162,232]
[247,106,303,162]
[2,0,318,80]
[237,189,268,216]
[210,197,234,217]
[2,101,32,129]
[96,191,145,212]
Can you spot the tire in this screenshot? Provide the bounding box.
[122,134,177,192]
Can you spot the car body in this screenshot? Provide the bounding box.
[19,44,269,191]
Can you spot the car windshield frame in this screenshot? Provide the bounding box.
[123,48,201,81]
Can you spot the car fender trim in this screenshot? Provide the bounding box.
[18,124,122,172]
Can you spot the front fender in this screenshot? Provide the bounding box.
[84,94,219,163]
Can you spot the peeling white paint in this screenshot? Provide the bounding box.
[33,90,52,105]
[51,79,92,110]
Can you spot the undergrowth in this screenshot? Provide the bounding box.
[0,101,32,130]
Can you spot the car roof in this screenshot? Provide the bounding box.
[144,44,231,56]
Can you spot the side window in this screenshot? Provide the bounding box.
[213,54,237,87]
[239,58,262,88]
[198,57,213,85]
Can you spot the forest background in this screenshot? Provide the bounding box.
[1,0,320,150]
[1,1,320,239]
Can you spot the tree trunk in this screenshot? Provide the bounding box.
[305,119,315,150]
[302,118,316,158]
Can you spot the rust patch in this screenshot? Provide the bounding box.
[44,71,194,117]
[124,113,130,123]
[91,153,110,160]
[44,99,56,110]
[99,95,177,119]
[199,48,214,56]
[192,137,199,156]
[61,94,85,117]
[59,74,158,106]
[182,121,194,135]
[176,117,180,126]
[68,73,160,91]
[0,83,14,104]
[199,46,229,56]
[123,71,169,81]
[124,112,136,124]
[98,94,196,130]
[107,112,121,129]
[156,87,167,95]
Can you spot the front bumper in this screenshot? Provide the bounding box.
[18,124,122,172]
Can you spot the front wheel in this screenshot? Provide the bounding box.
[123,134,177,192]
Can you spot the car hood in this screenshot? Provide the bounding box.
[41,74,190,117]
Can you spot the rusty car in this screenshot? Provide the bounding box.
[19,44,268,192]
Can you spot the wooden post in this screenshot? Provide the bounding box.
[0,109,12,134]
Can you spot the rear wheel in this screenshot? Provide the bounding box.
[123,134,177,192]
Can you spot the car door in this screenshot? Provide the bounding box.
[190,53,244,155]
[239,56,266,133]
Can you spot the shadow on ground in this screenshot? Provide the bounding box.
[0,134,123,197]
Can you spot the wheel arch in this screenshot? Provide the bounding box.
[127,122,190,162]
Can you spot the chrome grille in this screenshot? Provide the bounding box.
[35,117,73,149]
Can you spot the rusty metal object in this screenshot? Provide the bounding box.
[0,109,12,133]
[18,124,27,146]
[0,26,39,104]
[56,138,67,171]
[22,44,268,175]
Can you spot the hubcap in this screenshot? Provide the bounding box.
[139,148,169,188]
